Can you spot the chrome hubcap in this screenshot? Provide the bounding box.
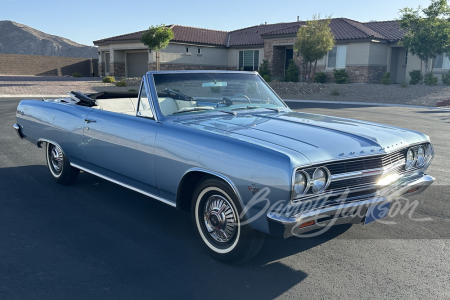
[50,145,63,172]
[203,195,237,243]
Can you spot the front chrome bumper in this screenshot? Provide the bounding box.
[267,174,435,238]
[13,123,24,139]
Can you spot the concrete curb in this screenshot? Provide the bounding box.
[283,99,450,110]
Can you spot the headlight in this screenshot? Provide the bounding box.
[293,170,309,198]
[405,148,415,170]
[311,167,330,194]
[416,146,426,167]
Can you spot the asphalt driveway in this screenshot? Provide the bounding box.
[0,98,449,299]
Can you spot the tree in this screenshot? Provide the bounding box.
[258,59,271,77]
[285,59,299,82]
[294,15,334,83]
[398,0,450,78]
[140,24,174,71]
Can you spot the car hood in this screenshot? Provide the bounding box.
[174,111,429,164]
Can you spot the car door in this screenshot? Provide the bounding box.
[82,79,161,195]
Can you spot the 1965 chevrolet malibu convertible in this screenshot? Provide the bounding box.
[14,71,435,264]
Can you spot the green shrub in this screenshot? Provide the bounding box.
[72,72,82,77]
[262,75,272,82]
[381,72,391,85]
[400,82,409,88]
[442,71,450,85]
[333,69,349,84]
[331,89,340,96]
[102,76,115,83]
[409,70,422,85]
[128,89,138,92]
[210,86,221,93]
[424,73,438,86]
[115,80,127,87]
[314,72,327,83]
[285,59,299,82]
[258,59,271,77]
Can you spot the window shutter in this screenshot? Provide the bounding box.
[239,51,243,70]
[254,50,259,71]
[243,50,254,71]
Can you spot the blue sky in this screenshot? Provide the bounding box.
[1,0,430,46]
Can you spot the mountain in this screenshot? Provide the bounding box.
[0,20,97,58]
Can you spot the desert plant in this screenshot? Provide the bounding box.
[409,70,422,85]
[102,76,115,83]
[333,69,349,84]
[442,71,450,85]
[128,89,138,92]
[285,59,299,82]
[115,80,127,87]
[72,72,82,77]
[262,75,272,82]
[400,82,409,88]
[314,72,327,83]
[381,72,392,85]
[424,73,438,85]
[331,89,340,96]
[258,59,271,77]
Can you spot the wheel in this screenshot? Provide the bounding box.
[191,177,265,264]
[45,142,79,185]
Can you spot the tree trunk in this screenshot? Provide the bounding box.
[431,55,436,74]
[312,60,318,83]
[420,59,423,84]
[156,50,160,71]
[308,61,312,83]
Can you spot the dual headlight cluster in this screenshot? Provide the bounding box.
[405,143,433,170]
[293,167,330,199]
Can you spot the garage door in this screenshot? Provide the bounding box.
[126,52,148,78]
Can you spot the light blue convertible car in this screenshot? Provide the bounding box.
[14,71,435,264]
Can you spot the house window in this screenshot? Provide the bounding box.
[186,47,189,53]
[327,46,347,69]
[238,50,259,71]
[434,53,450,69]
[197,48,201,54]
[405,49,408,65]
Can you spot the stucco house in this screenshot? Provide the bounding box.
[93,18,442,84]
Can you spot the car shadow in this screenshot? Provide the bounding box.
[0,165,350,299]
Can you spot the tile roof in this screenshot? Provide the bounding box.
[93,25,228,46]
[93,18,405,47]
[364,20,405,41]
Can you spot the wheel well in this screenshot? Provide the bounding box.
[176,171,208,212]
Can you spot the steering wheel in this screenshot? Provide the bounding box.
[228,94,251,104]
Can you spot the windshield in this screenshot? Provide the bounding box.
[151,73,286,116]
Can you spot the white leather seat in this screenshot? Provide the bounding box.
[158,97,179,115]
[94,98,135,113]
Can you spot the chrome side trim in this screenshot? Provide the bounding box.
[70,163,176,207]
[36,139,67,156]
[182,167,244,208]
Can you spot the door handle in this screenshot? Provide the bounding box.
[84,119,97,123]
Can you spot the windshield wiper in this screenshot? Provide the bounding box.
[232,106,260,111]
[264,107,282,113]
[218,110,237,116]
[172,106,214,114]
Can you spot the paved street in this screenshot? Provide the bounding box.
[1,98,449,299]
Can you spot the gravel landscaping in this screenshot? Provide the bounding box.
[1,76,450,107]
[270,82,450,107]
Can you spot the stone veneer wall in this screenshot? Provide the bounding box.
[98,62,105,77]
[147,63,235,71]
[263,38,307,81]
[315,66,387,83]
[110,62,125,78]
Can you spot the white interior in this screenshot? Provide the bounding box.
[92,97,197,116]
